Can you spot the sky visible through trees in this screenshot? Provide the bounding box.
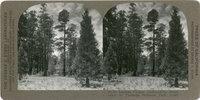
[116,3,188,56]
[27,3,188,57]
[27,3,103,56]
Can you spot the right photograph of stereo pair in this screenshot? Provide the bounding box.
[102,2,188,90]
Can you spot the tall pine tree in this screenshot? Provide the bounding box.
[115,10,127,75]
[18,11,28,80]
[66,24,77,76]
[103,41,117,79]
[144,9,159,76]
[54,9,70,76]
[38,4,54,76]
[163,7,188,87]
[155,23,166,76]
[103,7,117,57]
[127,3,144,76]
[26,10,38,75]
[73,9,100,87]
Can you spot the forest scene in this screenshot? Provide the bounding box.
[18,3,188,90]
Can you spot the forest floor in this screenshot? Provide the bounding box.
[18,74,188,90]
[103,76,188,90]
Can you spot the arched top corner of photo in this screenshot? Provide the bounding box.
[18,3,103,24]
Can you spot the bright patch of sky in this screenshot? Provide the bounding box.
[27,3,102,57]
[116,3,188,56]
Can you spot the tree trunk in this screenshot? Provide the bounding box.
[116,61,119,74]
[28,66,32,75]
[28,48,33,75]
[40,54,43,71]
[69,33,72,77]
[118,61,122,75]
[152,29,155,77]
[46,50,48,71]
[136,55,138,76]
[29,53,32,75]
[86,77,90,87]
[37,58,39,73]
[63,24,66,77]
[133,43,137,76]
[27,47,30,75]
[47,31,50,71]
[174,77,179,87]
[157,70,161,77]
[117,52,120,75]
[68,52,71,77]
[43,31,47,76]
[108,74,111,80]
[126,62,129,73]
[43,46,47,76]
[129,55,132,72]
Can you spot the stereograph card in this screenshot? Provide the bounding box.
[1,0,200,100]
